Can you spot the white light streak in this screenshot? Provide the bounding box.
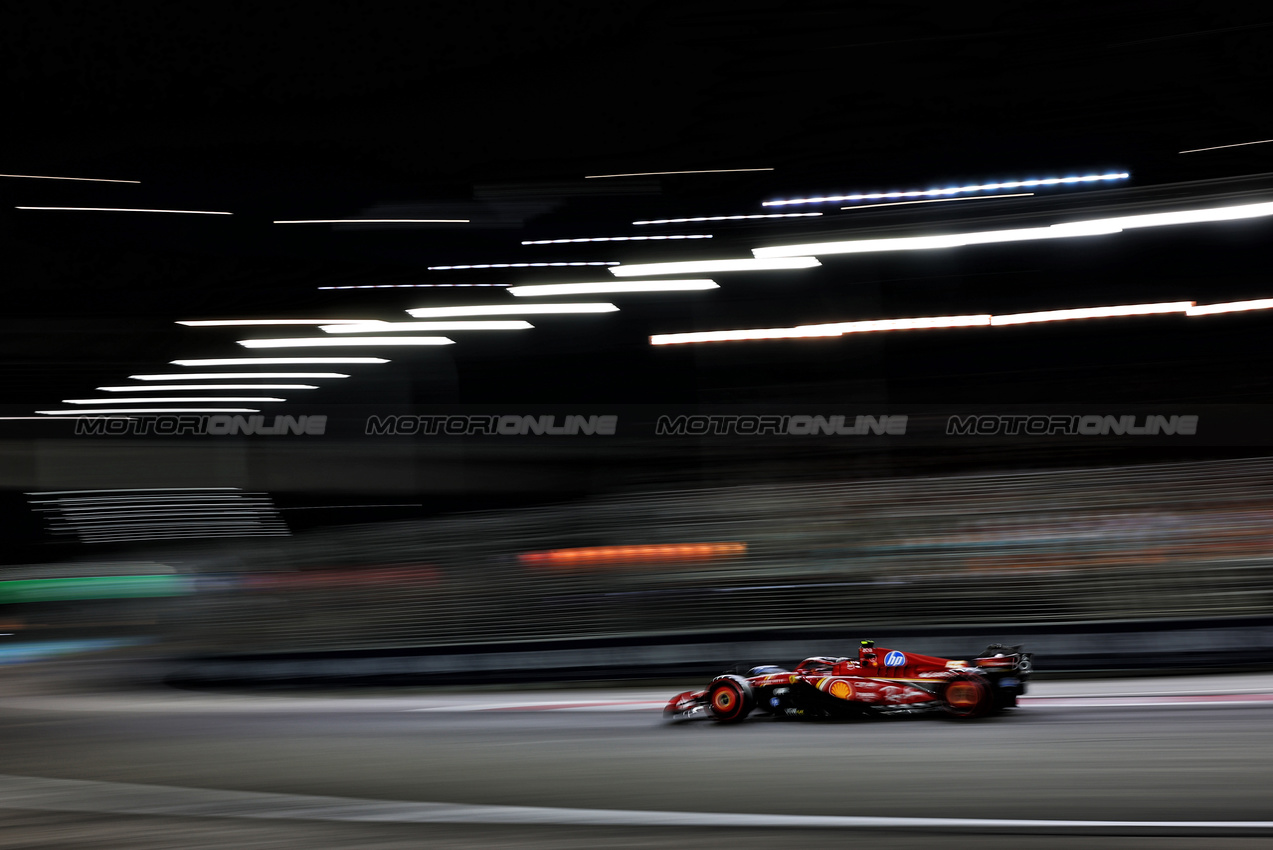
[32,495,262,504]
[763,173,1129,206]
[1104,202,1273,228]
[273,219,469,224]
[651,314,991,345]
[634,213,821,225]
[47,511,270,519]
[840,193,1035,210]
[27,487,241,494]
[66,524,269,532]
[649,301,1224,345]
[585,168,774,178]
[1187,298,1273,316]
[73,519,280,527]
[58,510,269,520]
[63,397,287,404]
[509,280,719,297]
[130,373,350,380]
[521,235,712,245]
[73,526,271,535]
[814,315,994,333]
[39,505,266,515]
[752,201,1273,259]
[16,207,232,215]
[611,257,820,277]
[989,302,1194,326]
[319,284,508,289]
[652,326,843,345]
[171,357,390,366]
[0,174,140,183]
[1179,139,1273,154]
[79,531,289,542]
[406,303,618,318]
[237,337,454,348]
[37,409,262,415]
[178,319,371,327]
[321,321,532,333]
[428,262,618,270]
[98,385,319,391]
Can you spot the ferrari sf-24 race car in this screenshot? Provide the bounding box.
[665,641,1032,722]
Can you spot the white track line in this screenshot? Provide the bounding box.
[0,774,1269,832]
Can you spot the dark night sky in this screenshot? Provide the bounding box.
[4,3,1273,405]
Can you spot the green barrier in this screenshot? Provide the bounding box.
[0,575,193,604]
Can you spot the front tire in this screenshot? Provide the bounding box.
[707,677,754,723]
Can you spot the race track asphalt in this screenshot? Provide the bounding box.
[2,666,1272,849]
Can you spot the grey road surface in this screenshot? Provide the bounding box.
[1,670,1272,848]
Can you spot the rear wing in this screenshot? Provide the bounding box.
[972,644,1033,676]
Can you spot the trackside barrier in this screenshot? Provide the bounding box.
[166,616,1273,686]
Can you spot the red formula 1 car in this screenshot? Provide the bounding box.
[665,641,1032,723]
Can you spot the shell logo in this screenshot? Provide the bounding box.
[828,680,854,700]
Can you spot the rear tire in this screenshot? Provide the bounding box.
[941,675,992,718]
[707,678,754,723]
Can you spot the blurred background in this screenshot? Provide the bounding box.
[11,456,1273,679]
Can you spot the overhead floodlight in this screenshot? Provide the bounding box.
[634,213,821,225]
[38,409,262,415]
[610,257,820,277]
[98,385,319,391]
[131,373,350,380]
[237,337,454,348]
[990,302,1193,326]
[63,397,288,404]
[509,280,719,297]
[273,219,468,224]
[171,358,390,366]
[321,321,532,333]
[585,167,774,178]
[178,319,371,327]
[406,303,618,318]
[1187,298,1273,316]
[753,201,1273,259]
[521,235,712,244]
[428,262,618,270]
[16,207,232,215]
[763,173,1130,206]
